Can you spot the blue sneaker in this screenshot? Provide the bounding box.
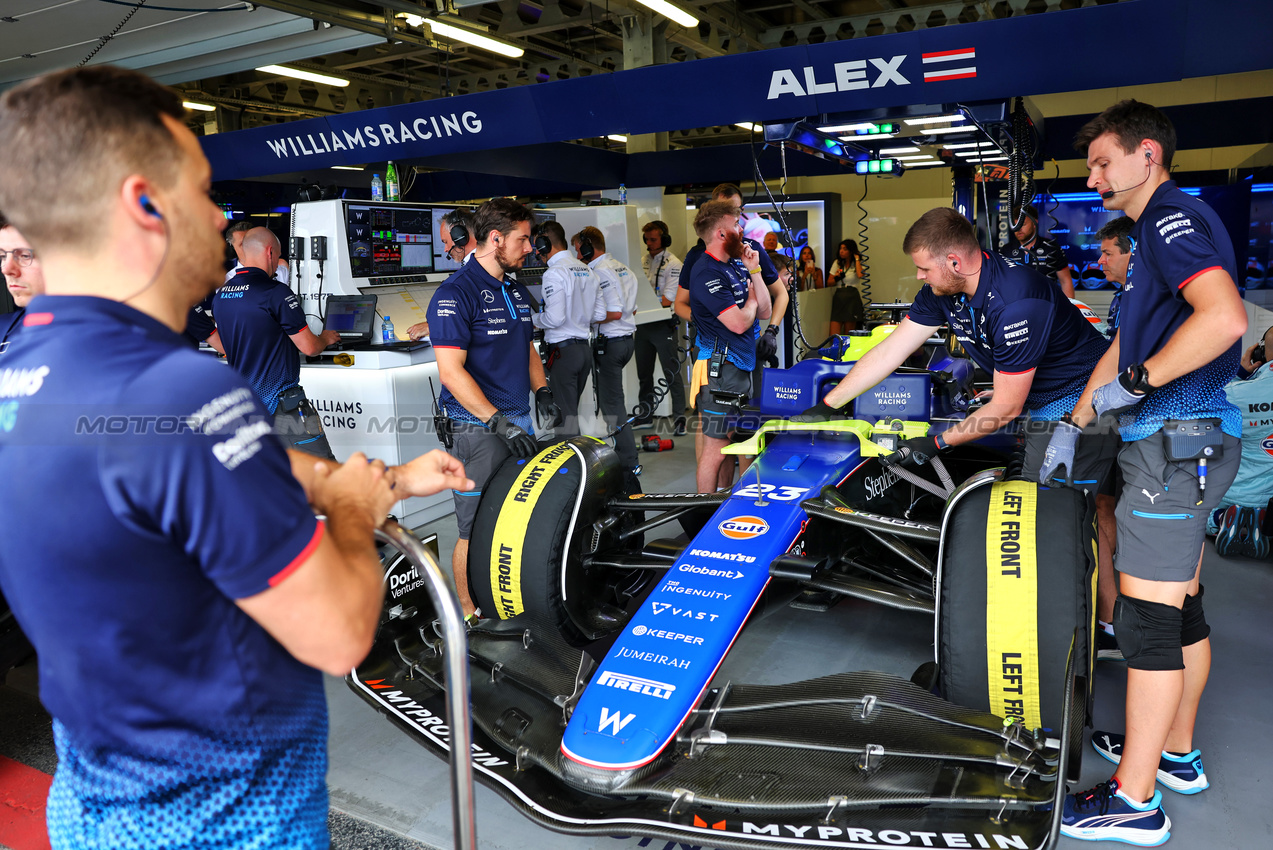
[1060,779,1171,845]
[1091,731,1209,794]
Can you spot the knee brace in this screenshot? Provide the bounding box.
[1112,594,1184,671]
[1181,585,1210,647]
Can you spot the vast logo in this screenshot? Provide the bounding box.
[651,602,721,622]
[719,515,768,539]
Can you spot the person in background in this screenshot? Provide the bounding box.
[183,294,224,355]
[409,209,476,341]
[533,220,604,438]
[827,239,867,334]
[762,232,779,252]
[223,220,252,279]
[0,64,472,850]
[0,214,46,348]
[215,227,340,457]
[1001,204,1076,298]
[636,220,687,436]
[1095,215,1136,337]
[796,245,824,291]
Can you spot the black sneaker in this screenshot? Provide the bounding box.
[673,415,687,436]
[1098,629,1124,662]
[632,418,654,431]
[1091,731,1209,795]
[1060,779,1170,845]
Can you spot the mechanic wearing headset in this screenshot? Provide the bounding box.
[408,208,475,341]
[0,66,472,849]
[429,198,562,618]
[798,207,1115,491]
[214,226,341,458]
[688,200,772,494]
[1095,215,1136,338]
[1046,101,1244,846]
[0,214,46,348]
[1000,203,1076,298]
[574,225,641,477]
[635,220,687,436]
[533,219,606,438]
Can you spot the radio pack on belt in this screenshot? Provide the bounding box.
[936,474,1096,746]
[1162,418,1223,462]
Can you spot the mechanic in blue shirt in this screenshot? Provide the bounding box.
[428,197,562,618]
[0,215,46,351]
[0,65,473,850]
[800,207,1115,485]
[687,199,772,493]
[1095,215,1135,338]
[214,226,340,458]
[182,294,224,353]
[1047,101,1247,846]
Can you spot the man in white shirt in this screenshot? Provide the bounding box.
[636,220,687,435]
[533,221,606,437]
[573,226,639,475]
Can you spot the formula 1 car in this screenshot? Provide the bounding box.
[351,329,1098,850]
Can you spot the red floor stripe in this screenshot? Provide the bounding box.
[0,755,51,850]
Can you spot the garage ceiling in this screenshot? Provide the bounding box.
[0,0,1127,148]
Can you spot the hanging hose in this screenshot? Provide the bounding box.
[1007,97,1036,232]
[856,175,872,304]
[750,134,815,354]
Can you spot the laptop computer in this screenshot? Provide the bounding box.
[323,295,378,349]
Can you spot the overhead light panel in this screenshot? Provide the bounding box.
[903,114,967,126]
[735,122,759,132]
[897,154,939,161]
[974,156,1009,162]
[331,165,364,171]
[941,141,997,150]
[428,18,525,58]
[256,64,349,87]
[904,160,951,168]
[879,146,920,154]
[839,132,897,141]
[607,134,628,143]
[633,0,698,28]
[818,122,878,134]
[920,125,978,135]
[855,158,901,176]
[183,100,216,112]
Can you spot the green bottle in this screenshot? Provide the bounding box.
[385,161,400,201]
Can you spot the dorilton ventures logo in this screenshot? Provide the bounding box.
[718,516,768,540]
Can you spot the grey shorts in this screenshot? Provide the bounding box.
[1021,417,1120,494]
[698,361,751,440]
[450,424,512,539]
[1115,431,1241,582]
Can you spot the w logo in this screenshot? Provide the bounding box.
[598,707,636,735]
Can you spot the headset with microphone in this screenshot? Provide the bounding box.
[645,221,671,251]
[533,224,552,257]
[448,219,470,254]
[577,233,595,263]
[1101,149,1154,201]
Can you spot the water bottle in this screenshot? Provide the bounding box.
[371,173,384,202]
[381,314,395,343]
[386,161,400,201]
[618,183,627,204]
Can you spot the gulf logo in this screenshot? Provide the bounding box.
[719,516,769,540]
[1263,434,1273,458]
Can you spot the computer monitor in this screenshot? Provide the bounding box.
[324,295,378,340]
[345,203,435,281]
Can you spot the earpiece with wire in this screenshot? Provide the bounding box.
[122,192,170,304]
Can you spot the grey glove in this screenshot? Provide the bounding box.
[487,412,538,458]
[1038,420,1081,486]
[1092,364,1149,419]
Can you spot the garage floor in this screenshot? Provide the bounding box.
[4,429,1273,850]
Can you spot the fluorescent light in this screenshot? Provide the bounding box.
[838,132,896,141]
[428,18,525,58]
[183,100,216,112]
[897,155,939,161]
[904,160,951,168]
[920,125,978,135]
[735,122,758,132]
[607,134,628,143]
[633,0,698,28]
[818,122,877,134]
[941,141,997,150]
[331,165,364,171]
[903,114,967,126]
[256,64,350,87]
[974,156,1009,162]
[879,146,920,154]
[397,13,424,27]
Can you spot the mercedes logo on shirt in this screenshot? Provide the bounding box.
[481,289,495,303]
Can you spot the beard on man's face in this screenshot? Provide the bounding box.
[722,228,745,259]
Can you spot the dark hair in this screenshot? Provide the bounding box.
[1094,216,1135,254]
[642,220,671,248]
[799,245,817,263]
[573,225,605,252]
[1014,204,1038,222]
[768,251,789,273]
[837,239,860,261]
[471,198,532,247]
[0,66,185,252]
[694,200,739,241]
[902,208,980,259]
[1073,99,1176,169]
[224,220,254,245]
[712,182,743,201]
[539,220,567,250]
[0,211,7,231]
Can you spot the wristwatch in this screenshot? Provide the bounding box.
[1123,362,1154,395]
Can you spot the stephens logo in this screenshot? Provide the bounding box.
[719,516,768,539]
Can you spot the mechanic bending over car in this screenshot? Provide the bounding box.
[686,199,772,494]
[798,206,1117,487]
[1046,100,1245,846]
[0,66,474,850]
[428,198,563,619]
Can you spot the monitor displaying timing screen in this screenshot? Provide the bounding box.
[345,203,435,280]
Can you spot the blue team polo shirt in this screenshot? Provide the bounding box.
[688,250,760,372]
[908,251,1109,419]
[679,236,779,291]
[214,267,308,414]
[182,294,217,349]
[1117,180,1241,441]
[0,306,25,355]
[0,295,329,848]
[427,257,535,427]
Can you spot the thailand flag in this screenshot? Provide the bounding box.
[923,48,977,82]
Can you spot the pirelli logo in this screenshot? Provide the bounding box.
[984,481,1041,730]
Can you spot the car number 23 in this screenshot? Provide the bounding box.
[735,484,809,501]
